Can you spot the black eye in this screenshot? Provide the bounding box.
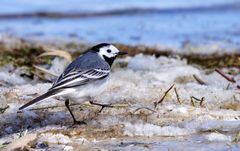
[107,49,111,53]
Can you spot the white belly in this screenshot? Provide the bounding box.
[62,77,109,103]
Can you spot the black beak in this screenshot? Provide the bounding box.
[117,51,128,56]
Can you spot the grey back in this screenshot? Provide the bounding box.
[64,51,110,74]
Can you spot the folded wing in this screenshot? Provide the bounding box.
[50,68,110,90]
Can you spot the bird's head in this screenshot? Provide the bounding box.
[91,43,127,66]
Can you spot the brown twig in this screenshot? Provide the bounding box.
[174,87,181,104]
[199,97,205,106]
[134,107,156,113]
[190,96,205,107]
[193,74,206,85]
[215,68,236,83]
[154,84,175,108]
[191,98,195,107]
[233,130,240,144]
[0,105,9,114]
[226,83,231,90]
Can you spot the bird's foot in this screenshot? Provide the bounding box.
[89,101,113,113]
[73,120,87,125]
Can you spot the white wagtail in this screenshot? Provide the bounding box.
[19,43,127,124]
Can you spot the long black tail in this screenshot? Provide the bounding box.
[19,90,59,110]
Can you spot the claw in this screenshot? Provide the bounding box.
[73,120,87,125]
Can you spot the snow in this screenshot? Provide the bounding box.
[63,146,74,151]
[205,133,232,142]
[0,66,27,85]
[171,106,188,114]
[128,54,186,71]
[49,57,68,75]
[0,53,239,150]
[124,122,194,137]
[94,55,239,107]
[37,133,72,144]
[182,116,240,132]
[75,137,89,144]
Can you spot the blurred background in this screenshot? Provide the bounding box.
[0,0,240,50]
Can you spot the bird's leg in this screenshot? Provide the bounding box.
[89,100,113,113]
[65,99,86,125]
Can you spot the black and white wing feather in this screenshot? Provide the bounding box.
[19,51,110,110]
[50,68,110,90]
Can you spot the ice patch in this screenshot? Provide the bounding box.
[171,106,188,114]
[0,53,239,150]
[205,133,232,142]
[182,116,240,132]
[94,54,239,106]
[128,54,186,71]
[75,137,89,145]
[38,133,72,144]
[63,146,74,151]
[124,122,194,137]
[0,71,27,85]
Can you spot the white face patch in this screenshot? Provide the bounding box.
[98,45,120,59]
